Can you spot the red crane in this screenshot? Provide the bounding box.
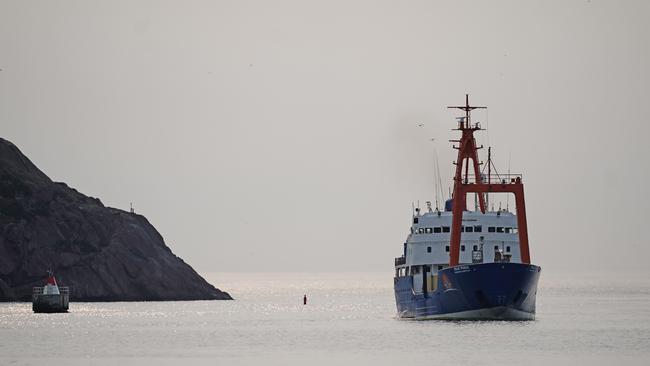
[447,95,531,267]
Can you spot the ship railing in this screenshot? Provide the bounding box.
[461,174,523,185]
[33,287,69,295]
[394,256,406,266]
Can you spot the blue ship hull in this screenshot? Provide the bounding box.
[394,262,541,320]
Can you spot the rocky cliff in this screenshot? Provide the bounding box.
[0,138,231,301]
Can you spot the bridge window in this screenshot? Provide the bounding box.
[445,246,450,252]
[427,246,431,253]
[494,245,499,250]
[465,226,474,233]
[434,227,441,233]
[506,246,511,252]
[512,228,519,234]
[418,228,424,234]
[474,225,482,232]
[413,217,419,224]
[442,226,450,233]
[496,227,504,233]
[461,245,465,252]
[488,227,496,233]
[505,227,511,233]
[425,228,433,234]
[473,245,478,251]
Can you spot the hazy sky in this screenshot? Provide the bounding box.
[1,0,649,274]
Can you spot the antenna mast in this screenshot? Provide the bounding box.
[432,139,440,211]
[447,94,487,213]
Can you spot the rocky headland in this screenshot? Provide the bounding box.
[0,137,231,301]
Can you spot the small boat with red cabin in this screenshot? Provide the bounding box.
[32,271,69,313]
[393,95,541,320]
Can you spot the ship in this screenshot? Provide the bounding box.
[394,95,541,320]
[32,271,69,313]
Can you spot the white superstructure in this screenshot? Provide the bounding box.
[395,204,522,278]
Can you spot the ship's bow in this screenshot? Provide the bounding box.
[432,262,541,320]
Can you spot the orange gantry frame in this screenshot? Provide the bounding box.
[447,95,531,267]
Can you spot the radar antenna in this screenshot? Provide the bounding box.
[447,93,487,129]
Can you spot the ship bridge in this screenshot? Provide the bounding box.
[395,209,522,278]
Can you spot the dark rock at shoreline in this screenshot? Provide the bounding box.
[0,138,231,301]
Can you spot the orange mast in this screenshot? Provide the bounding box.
[447,95,531,266]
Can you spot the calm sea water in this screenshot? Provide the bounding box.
[1,271,649,366]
